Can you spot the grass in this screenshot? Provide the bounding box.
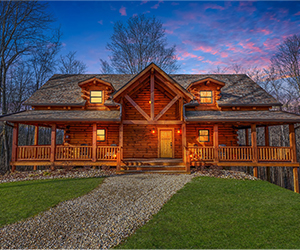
[0,177,104,227]
[118,177,300,249]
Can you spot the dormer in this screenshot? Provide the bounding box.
[78,77,115,109]
[187,77,225,110]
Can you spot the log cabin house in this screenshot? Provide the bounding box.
[1,63,300,191]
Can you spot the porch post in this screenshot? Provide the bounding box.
[11,123,19,172]
[92,124,97,162]
[33,126,39,171]
[186,147,190,173]
[182,123,186,164]
[289,124,299,193]
[50,124,56,170]
[213,124,219,163]
[251,124,258,178]
[289,124,297,163]
[265,126,271,182]
[118,123,123,171]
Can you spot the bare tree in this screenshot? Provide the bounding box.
[30,28,62,90]
[0,0,54,170]
[210,66,229,74]
[271,35,300,98]
[99,59,114,74]
[105,14,179,74]
[58,51,87,74]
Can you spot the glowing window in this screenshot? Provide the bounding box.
[199,129,209,142]
[200,91,213,104]
[90,91,103,104]
[97,129,105,141]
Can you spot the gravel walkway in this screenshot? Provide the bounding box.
[0,174,193,249]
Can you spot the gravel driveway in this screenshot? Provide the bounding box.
[0,174,193,249]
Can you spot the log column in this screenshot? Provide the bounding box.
[251,124,258,178]
[11,123,19,172]
[33,126,39,171]
[245,128,249,146]
[265,126,271,182]
[213,124,219,163]
[118,123,123,171]
[289,124,299,193]
[182,123,186,164]
[50,124,56,170]
[92,124,97,162]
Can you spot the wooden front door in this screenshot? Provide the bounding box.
[159,129,173,158]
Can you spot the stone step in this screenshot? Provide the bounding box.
[117,170,189,174]
[121,165,186,171]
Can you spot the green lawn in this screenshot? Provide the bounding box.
[118,177,300,249]
[0,177,104,227]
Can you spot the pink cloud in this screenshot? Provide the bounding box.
[238,42,262,53]
[151,1,163,9]
[263,37,281,51]
[140,1,148,5]
[203,4,225,11]
[119,6,127,16]
[250,28,272,35]
[182,52,204,61]
[202,60,223,66]
[295,11,300,16]
[193,45,219,55]
[165,29,174,34]
[220,52,228,58]
[98,20,103,25]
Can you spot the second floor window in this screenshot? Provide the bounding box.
[97,129,105,141]
[199,129,209,142]
[90,91,103,104]
[200,91,213,104]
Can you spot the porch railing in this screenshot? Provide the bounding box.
[219,146,253,161]
[17,145,51,160]
[97,146,119,161]
[189,146,214,161]
[258,146,291,162]
[56,145,92,160]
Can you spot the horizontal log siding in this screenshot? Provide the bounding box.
[123,125,182,159]
[123,82,178,120]
[186,124,238,147]
[64,124,119,146]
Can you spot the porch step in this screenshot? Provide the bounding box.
[117,170,189,174]
[123,158,184,166]
[122,165,186,171]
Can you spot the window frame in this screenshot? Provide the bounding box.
[90,90,103,104]
[198,129,210,142]
[96,128,106,142]
[199,90,213,104]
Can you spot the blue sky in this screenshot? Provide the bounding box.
[47,1,300,74]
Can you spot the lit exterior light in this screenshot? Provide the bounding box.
[113,154,117,158]
[151,128,156,134]
[177,128,181,134]
[149,101,151,104]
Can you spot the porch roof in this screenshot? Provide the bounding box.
[0,110,121,122]
[185,110,300,123]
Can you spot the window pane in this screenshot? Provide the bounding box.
[200,97,212,103]
[90,91,103,103]
[199,130,209,142]
[200,91,213,103]
[97,129,105,141]
[91,91,102,97]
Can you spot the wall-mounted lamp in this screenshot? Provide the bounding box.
[151,128,156,134]
[177,128,181,134]
[149,101,151,104]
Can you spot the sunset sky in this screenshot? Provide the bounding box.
[47,1,300,74]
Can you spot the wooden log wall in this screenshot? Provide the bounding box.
[186,124,238,147]
[123,124,182,159]
[123,81,179,120]
[64,124,119,146]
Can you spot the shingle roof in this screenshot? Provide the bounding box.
[24,73,281,106]
[0,110,121,122]
[185,110,300,122]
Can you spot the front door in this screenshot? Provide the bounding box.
[159,129,173,158]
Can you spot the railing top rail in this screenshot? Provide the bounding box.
[18,145,51,148]
[258,146,291,149]
[56,145,92,148]
[97,146,120,148]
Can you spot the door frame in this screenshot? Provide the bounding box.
[158,128,175,158]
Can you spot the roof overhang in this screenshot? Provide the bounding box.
[187,77,226,90]
[78,77,115,91]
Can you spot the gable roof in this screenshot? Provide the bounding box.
[113,63,193,100]
[24,68,281,107]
